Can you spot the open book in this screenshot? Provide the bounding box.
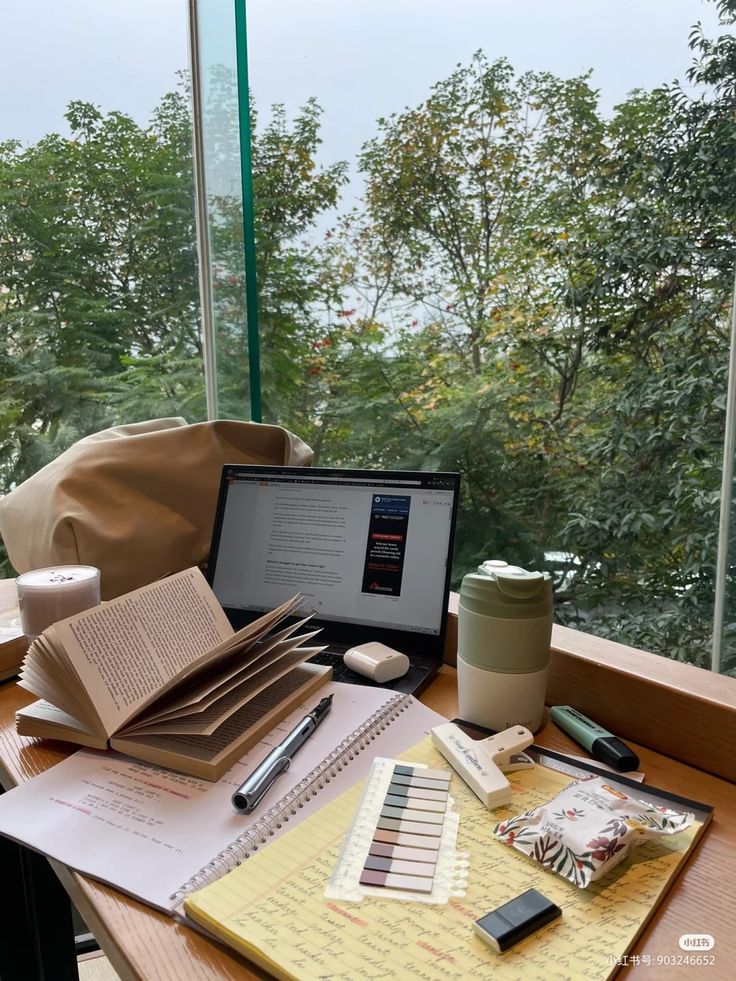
[0,580,26,682]
[0,626,27,683]
[16,567,330,779]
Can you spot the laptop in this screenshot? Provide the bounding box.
[206,465,460,696]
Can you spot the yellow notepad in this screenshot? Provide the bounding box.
[184,738,707,980]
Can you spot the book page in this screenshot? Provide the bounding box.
[16,699,109,750]
[0,684,439,911]
[185,738,704,981]
[125,593,304,723]
[20,655,84,719]
[22,635,105,731]
[124,639,322,736]
[115,669,330,762]
[112,666,330,779]
[186,593,302,671]
[20,640,83,715]
[137,618,316,724]
[51,568,233,735]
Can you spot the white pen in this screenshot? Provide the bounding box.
[231,694,334,813]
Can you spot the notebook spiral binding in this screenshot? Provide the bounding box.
[170,692,411,902]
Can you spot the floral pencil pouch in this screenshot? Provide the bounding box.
[493,776,693,887]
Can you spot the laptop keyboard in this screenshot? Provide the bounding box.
[308,648,385,687]
[308,646,433,695]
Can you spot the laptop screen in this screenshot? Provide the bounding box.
[207,466,460,655]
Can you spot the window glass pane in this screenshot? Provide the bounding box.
[245,0,734,672]
[0,1,202,575]
[716,308,736,677]
[195,0,254,420]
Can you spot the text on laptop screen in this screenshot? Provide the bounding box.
[211,471,457,636]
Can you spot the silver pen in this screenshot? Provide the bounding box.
[231,694,334,813]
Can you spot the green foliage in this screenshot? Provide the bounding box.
[198,65,349,423]
[0,84,202,496]
[291,13,736,674]
[3,3,736,675]
[251,99,348,426]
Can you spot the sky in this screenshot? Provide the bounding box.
[1,0,189,145]
[0,0,727,176]
[246,0,726,173]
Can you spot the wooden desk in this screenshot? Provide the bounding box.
[1,608,735,978]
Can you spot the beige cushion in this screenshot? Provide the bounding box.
[0,418,312,599]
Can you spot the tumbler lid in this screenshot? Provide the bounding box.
[461,560,552,619]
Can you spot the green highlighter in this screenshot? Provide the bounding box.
[550,705,640,772]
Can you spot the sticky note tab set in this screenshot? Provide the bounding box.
[325,758,469,904]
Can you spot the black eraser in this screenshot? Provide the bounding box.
[473,889,562,953]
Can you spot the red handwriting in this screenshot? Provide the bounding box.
[416,941,455,962]
[326,902,368,928]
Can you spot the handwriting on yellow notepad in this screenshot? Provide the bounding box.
[185,738,700,981]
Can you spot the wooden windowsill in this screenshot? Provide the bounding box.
[443,592,736,782]
[4,578,736,779]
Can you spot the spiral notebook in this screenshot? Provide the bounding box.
[185,738,711,981]
[0,683,444,912]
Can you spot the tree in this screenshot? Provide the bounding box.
[552,0,736,669]
[308,11,736,672]
[0,77,348,578]
[190,64,349,426]
[316,56,615,572]
[4,4,736,676]
[0,84,203,511]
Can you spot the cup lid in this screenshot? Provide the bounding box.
[16,566,100,588]
[461,560,552,618]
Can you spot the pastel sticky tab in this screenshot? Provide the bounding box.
[377,818,444,837]
[387,782,447,802]
[325,754,465,907]
[363,856,436,878]
[383,794,446,813]
[359,869,433,894]
[369,842,439,864]
[390,773,450,791]
[473,889,562,953]
[381,805,445,824]
[372,829,441,850]
[392,765,450,783]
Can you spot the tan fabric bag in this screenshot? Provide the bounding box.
[0,418,312,599]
